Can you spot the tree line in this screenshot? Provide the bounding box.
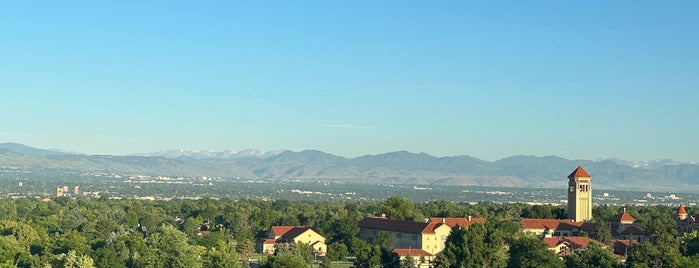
[0,196,698,267]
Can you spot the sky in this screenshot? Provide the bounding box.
[1,1,697,162]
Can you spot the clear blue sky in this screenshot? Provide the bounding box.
[1,1,697,162]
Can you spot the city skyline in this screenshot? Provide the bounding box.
[2,1,698,162]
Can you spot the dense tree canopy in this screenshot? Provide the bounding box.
[0,196,696,267]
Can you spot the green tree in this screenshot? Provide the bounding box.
[370,232,396,250]
[379,197,419,221]
[204,241,243,268]
[354,244,382,268]
[507,235,564,268]
[626,241,686,268]
[564,242,622,268]
[261,253,307,268]
[400,254,416,268]
[0,220,39,250]
[52,250,95,268]
[681,231,699,256]
[0,236,22,264]
[93,239,128,268]
[590,221,612,245]
[327,242,349,261]
[434,223,506,268]
[147,225,202,268]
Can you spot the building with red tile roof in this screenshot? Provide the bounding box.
[608,210,648,242]
[521,218,596,237]
[542,236,599,259]
[255,226,327,256]
[612,239,638,261]
[676,204,699,235]
[358,217,452,255]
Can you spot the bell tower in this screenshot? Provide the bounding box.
[567,166,592,222]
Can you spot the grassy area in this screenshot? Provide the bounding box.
[328,261,354,268]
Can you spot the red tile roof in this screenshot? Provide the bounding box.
[609,212,636,222]
[428,217,487,228]
[271,226,295,237]
[542,236,594,249]
[393,248,433,257]
[521,219,596,232]
[612,239,636,255]
[679,204,688,215]
[543,237,567,248]
[359,217,446,234]
[563,237,593,248]
[281,227,316,240]
[568,166,591,179]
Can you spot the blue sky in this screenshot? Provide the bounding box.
[1,1,697,162]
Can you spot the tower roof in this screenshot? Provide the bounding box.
[568,166,591,179]
[679,204,688,215]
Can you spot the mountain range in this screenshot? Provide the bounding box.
[1,142,698,192]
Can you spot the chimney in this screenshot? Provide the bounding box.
[442,218,445,223]
[380,213,386,218]
[468,215,472,221]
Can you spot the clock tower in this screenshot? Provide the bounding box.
[567,166,592,222]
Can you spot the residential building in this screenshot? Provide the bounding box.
[542,236,595,258]
[255,226,327,256]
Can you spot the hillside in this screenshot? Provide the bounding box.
[0,143,697,192]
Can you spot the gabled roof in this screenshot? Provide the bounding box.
[428,217,487,229]
[612,239,636,255]
[270,226,325,241]
[521,219,596,232]
[543,237,569,248]
[621,225,647,235]
[393,248,433,257]
[271,226,295,238]
[609,212,636,223]
[563,236,594,248]
[542,236,594,249]
[281,226,316,240]
[568,166,591,179]
[359,217,446,234]
[679,204,688,215]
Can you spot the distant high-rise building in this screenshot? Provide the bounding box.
[74,186,80,195]
[567,166,592,222]
[18,182,22,187]
[57,186,65,197]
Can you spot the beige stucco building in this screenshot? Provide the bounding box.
[256,226,327,256]
[358,216,485,255]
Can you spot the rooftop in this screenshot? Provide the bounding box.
[521,218,596,231]
[609,212,637,222]
[568,166,591,179]
[359,217,447,234]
